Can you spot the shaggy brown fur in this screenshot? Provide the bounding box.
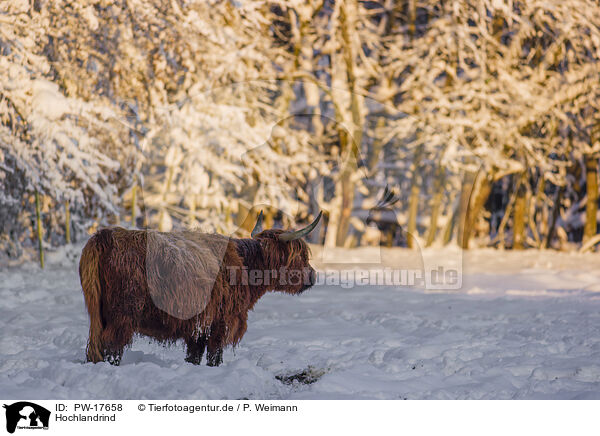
[79,227,316,367]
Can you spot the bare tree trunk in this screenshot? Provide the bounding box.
[325,187,342,248]
[335,128,359,246]
[513,176,527,250]
[334,1,363,247]
[35,190,44,268]
[336,165,356,246]
[307,180,324,244]
[407,145,423,248]
[426,193,444,247]
[462,172,492,249]
[425,166,445,247]
[584,153,598,242]
[158,166,174,232]
[530,173,545,247]
[545,185,564,249]
[442,200,458,246]
[495,182,517,249]
[407,183,421,248]
[65,200,71,244]
[546,129,573,248]
[456,171,475,248]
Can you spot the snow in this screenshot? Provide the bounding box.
[1,246,600,399]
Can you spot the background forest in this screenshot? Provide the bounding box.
[1,0,600,265]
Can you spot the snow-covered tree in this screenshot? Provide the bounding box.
[0,1,133,258]
[384,0,600,249]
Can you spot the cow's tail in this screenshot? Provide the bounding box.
[80,233,105,363]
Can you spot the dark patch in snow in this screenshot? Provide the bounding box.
[276,366,327,385]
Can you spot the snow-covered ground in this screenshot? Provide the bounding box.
[1,245,600,399]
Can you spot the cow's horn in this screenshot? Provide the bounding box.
[279,211,323,241]
[251,210,264,238]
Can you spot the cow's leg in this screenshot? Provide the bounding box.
[86,324,105,363]
[206,320,226,367]
[101,321,134,366]
[185,334,208,365]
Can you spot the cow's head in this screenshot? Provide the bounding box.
[251,211,322,294]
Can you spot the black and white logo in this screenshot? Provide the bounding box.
[3,402,50,434]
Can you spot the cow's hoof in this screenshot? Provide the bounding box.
[206,350,223,367]
[105,352,122,366]
[185,355,203,365]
